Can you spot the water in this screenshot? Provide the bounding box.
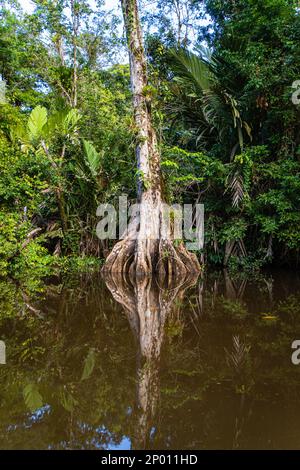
[0,269,300,449]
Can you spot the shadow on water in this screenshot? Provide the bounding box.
[0,269,300,449]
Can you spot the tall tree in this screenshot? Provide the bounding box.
[142,0,200,47]
[103,0,200,278]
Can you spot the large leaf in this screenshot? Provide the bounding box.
[43,108,81,142]
[11,124,31,152]
[63,109,81,134]
[81,348,96,381]
[44,109,68,136]
[23,383,43,412]
[27,106,47,142]
[83,140,101,177]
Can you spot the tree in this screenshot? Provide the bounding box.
[142,0,201,47]
[103,0,200,278]
[169,48,251,158]
[13,105,81,234]
[25,0,120,108]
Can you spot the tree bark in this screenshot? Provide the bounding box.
[102,0,200,279]
[70,0,79,108]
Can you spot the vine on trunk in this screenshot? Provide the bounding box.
[102,0,201,279]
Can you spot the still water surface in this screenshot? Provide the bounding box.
[0,269,300,449]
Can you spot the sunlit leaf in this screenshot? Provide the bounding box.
[27,106,47,141]
[83,139,102,177]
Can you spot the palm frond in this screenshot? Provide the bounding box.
[169,48,251,154]
[228,171,245,208]
[170,48,213,93]
[225,335,251,373]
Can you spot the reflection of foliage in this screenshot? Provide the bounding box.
[0,274,137,449]
[225,336,251,373]
[23,384,43,412]
[0,271,300,449]
[81,348,96,381]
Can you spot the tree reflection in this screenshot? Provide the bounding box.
[1,270,300,449]
[103,272,199,449]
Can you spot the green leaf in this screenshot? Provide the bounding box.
[27,106,47,142]
[23,383,43,412]
[81,348,95,381]
[170,48,213,92]
[63,109,81,133]
[83,140,101,177]
[44,109,67,136]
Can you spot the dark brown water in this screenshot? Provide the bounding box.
[1,269,300,450]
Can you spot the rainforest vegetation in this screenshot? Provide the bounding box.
[1,0,300,279]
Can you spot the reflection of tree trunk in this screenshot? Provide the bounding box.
[224,270,247,300]
[134,349,159,449]
[264,278,274,305]
[232,394,254,449]
[103,272,198,449]
[211,279,218,310]
[224,270,236,299]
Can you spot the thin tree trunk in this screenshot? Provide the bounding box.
[56,187,68,234]
[70,0,79,108]
[102,0,200,279]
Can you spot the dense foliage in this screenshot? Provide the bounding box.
[1,0,300,277]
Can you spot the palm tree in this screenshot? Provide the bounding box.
[168,48,251,159]
[169,49,252,262]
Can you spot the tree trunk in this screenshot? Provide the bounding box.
[102,0,200,279]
